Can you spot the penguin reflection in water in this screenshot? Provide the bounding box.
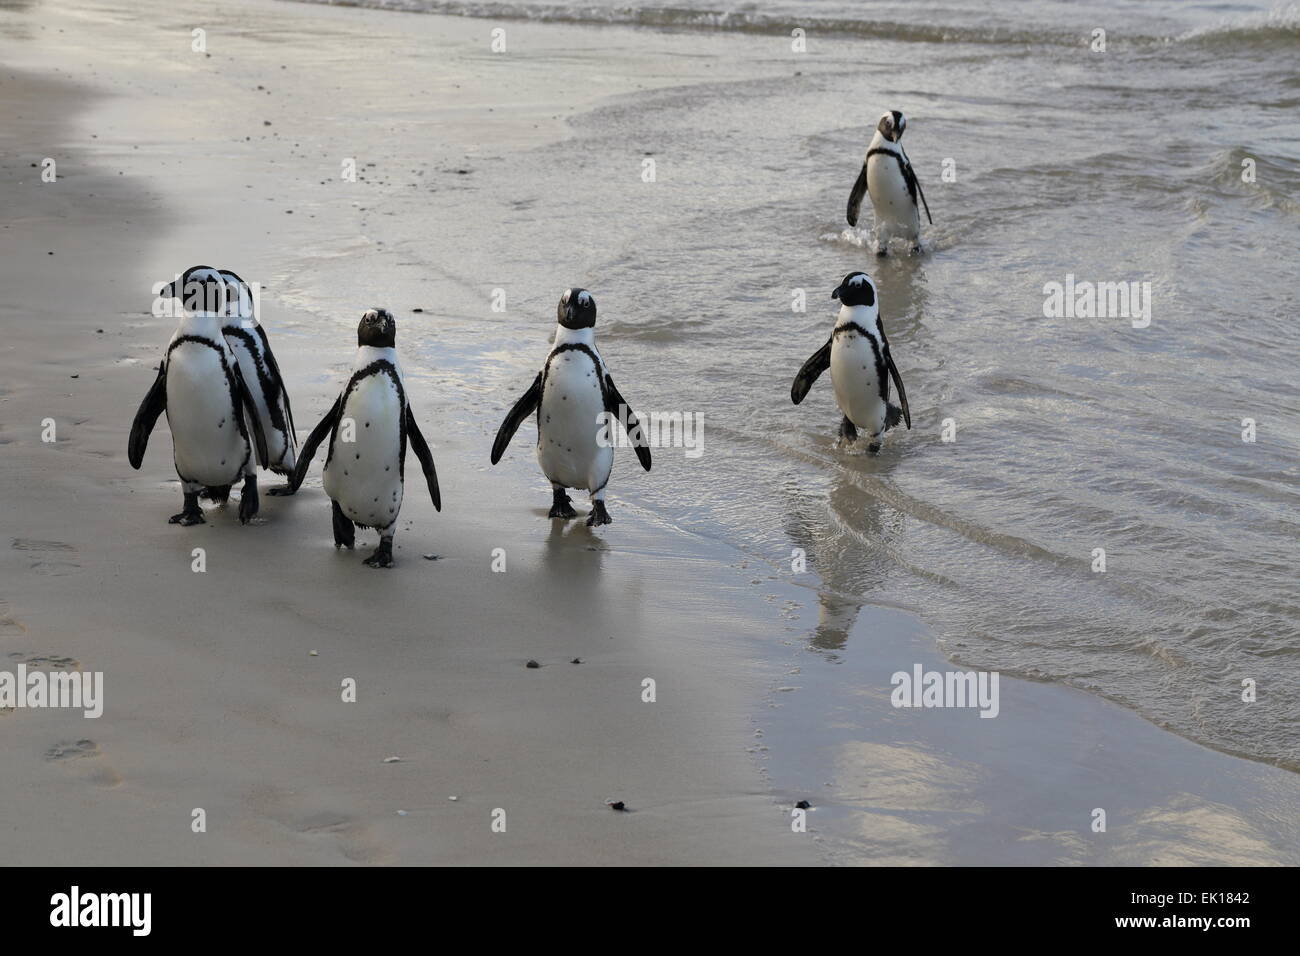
[491,288,651,525]
[847,110,932,255]
[129,266,270,525]
[288,310,441,568]
[791,272,911,453]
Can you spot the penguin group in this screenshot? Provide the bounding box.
[128,109,929,567]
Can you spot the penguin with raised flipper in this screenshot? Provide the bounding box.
[490,288,651,526]
[288,309,440,568]
[792,271,911,453]
[129,265,269,524]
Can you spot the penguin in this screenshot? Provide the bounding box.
[217,269,298,495]
[846,110,932,255]
[791,271,911,453]
[129,265,269,524]
[490,288,651,526]
[287,309,440,568]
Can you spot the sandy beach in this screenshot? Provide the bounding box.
[2,0,1297,866]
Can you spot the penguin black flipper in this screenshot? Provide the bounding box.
[128,364,168,469]
[288,395,341,492]
[490,372,542,465]
[404,408,441,512]
[884,349,911,429]
[901,155,932,225]
[791,338,832,405]
[604,374,652,472]
[255,325,297,441]
[847,165,869,227]
[231,363,270,468]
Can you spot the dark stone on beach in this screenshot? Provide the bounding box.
[795,800,811,810]
[422,553,439,561]
[570,658,581,664]
[608,801,627,812]
[412,308,423,313]
[526,659,540,669]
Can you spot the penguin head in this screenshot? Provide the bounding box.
[219,270,256,322]
[876,110,906,143]
[557,288,596,330]
[831,272,877,308]
[357,308,396,348]
[158,265,228,315]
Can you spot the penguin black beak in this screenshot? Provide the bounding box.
[831,286,842,300]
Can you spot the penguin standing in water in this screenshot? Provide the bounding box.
[791,272,911,453]
[218,269,298,494]
[846,110,932,255]
[129,265,269,524]
[490,288,651,526]
[288,309,440,568]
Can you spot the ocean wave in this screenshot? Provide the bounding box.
[285,0,1084,45]
[1173,2,1300,46]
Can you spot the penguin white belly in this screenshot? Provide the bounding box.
[226,333,295,473]
[323,376,404,529]
[866,155,920,238]
[831,332,887,434]
[165,344,248,486]
[537,352,611,491]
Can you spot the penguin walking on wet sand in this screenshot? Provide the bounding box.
[791,271,911,453]
[287,309,440,568]
[490,288,651,526]
[847,110,932,255]
[129,265,269,524]
[217,269,298,495]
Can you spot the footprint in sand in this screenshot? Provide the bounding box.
[0,600,26,637]
[253,791,394,864]
[7,651,80,669]
[11,539,81,576]
[45,738,123,789]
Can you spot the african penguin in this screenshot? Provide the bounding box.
[129,265,269,524]
[218,269,298,494]
[490,288,651,526]
[846,110,932,255]
[791,271,912,453]
[287,309,440,568]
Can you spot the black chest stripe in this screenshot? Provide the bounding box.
[865,148,917,205]
[166,335,253,448]
[327,360,407,480]
[541,343,607,414]
[833,324,889,402]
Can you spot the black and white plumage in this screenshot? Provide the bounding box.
[490,288,651,526]
[847,110,932,254]
[218,269,298,493]
[288,309,440,568]
[791,272,911,453]
[129,265,269,525]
